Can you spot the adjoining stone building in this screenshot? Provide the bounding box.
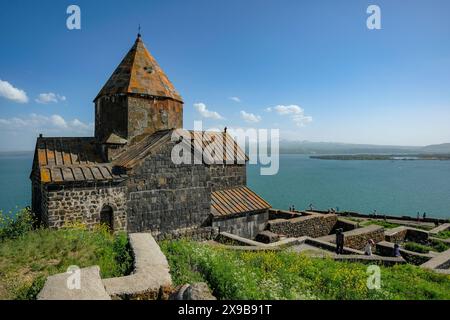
[30,34,271,239]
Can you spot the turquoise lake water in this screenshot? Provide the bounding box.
[1,153,449,218]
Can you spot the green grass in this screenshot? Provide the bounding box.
[404,242,432,254]
[161,240,450,300]
[404,240,449,254]
[0,209,133,300]
[434,230,450,240]
[360,220,401,229]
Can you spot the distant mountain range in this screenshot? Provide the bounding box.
[1,143,450,157]
[278,141,450,155]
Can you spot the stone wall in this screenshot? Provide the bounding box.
[208,164,246,192]
[212,211,268,239]
[319,225,385,250]
[95,95,183,144]
[127,96,183,144]
[334,218,359,232]
[126,140,211,234]
[376,241,433,265]
[43,184,127,231]
[95,95,129,142]
[152,227,219,242]
[384,226,429,244]
[267,214,337,238]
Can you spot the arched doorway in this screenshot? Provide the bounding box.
[100,205,114,231]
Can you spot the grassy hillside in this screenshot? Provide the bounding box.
[0,209,132,300]
[161,240,450,300]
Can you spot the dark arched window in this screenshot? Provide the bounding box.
[100,205,114,231]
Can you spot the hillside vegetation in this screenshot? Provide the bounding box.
[0,209,132,300]
[161,240,450,300]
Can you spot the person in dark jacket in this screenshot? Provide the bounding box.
[393,243,401,257]
[335,228,345,254]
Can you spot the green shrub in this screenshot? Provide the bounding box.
[429,239,450,252]
[435,230,450,240]
[404,240,449,253]
[161,240,450,300]
[0,208,35,241]
[404,242,431,253]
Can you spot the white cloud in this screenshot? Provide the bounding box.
[240,110,261,123]
[267,104,312,127]
[229,96,241,103]
[35,92,66,104]
[194,102,224,120]
[0,79,28,103]
[0,113,93,135]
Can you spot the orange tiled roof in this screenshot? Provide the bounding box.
[33,137,127,184]
[211,187,271,217]
[94,35,182,102]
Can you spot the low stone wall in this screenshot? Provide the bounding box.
[421,248,450,270]
[318,225,385,250]
[267,214,337,238]
[212,211,268,239]
[255,230,281,244]
[304,237,364,255]
[376,241,433,265]
[268,209,301,220]
[334,218,359,232]
[215,232,265,246]
[102,233,172,299]
[384,226,429,244]
[152,226,219,242]
[429,223,450,235]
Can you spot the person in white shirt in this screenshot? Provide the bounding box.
[364,239,375,256]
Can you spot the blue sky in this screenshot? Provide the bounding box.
[1,0,450,151]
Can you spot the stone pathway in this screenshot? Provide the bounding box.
[37,266,111,300]
[103,233,172,299]
[429,223,450,235]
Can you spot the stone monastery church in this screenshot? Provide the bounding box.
[30,34,271,239]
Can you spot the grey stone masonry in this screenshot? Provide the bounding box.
[126,140,211,233]
[212,211,268,239]
[44,184,127,231]
[267,214,337,238]
[318,225,385,250]
[421,248,450,270]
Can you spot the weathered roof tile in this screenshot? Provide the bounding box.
[94,35,182,102]
[211,187,271,217]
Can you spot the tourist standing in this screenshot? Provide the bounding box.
[423,212,427,220]
[417,212,420,222]
[335,229,344,255]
